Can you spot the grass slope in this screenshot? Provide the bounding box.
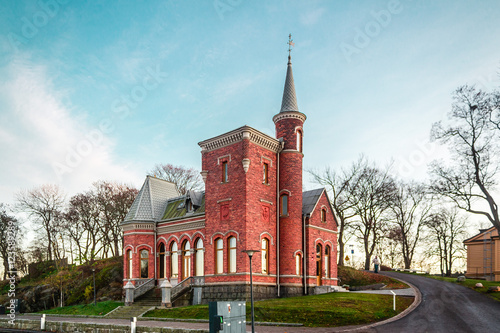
[36,300,123,316]
[412,274,500,302]
[145,293,413,327]
[338,266,408,289]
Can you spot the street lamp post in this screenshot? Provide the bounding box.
[242,250,260,333]
[92,268,96,306]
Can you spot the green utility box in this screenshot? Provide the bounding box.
[209,301,246,333]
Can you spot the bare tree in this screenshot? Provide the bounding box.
[348,162,397,270]
[424,208,467,276]
[66,192,102,264]
[430,85,500,233]
[93,181,138,257]
[148,163,203,195]
[0,204,21,280]
[390,181,433,269]
[16,185,65,261]
[308,156,365,265]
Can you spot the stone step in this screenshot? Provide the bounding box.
[105,306,154,319]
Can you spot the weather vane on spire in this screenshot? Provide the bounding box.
[288,33,295,58]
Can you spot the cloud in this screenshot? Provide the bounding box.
[299,7,326,26]
[0,55,143,205]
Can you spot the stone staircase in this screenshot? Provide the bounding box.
[134,288,162,307]
[105,289,162,319]
[105,305,153,319]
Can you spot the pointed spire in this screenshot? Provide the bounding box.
[280,34,299,113]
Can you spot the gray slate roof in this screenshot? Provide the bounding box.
[302,188,325,216]
[123,176,179,222]
[280,57,299,113]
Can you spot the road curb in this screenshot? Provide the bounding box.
[338,273,422,332]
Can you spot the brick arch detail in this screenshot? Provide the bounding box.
[259,232,274,245]
[279,189,292,196]
[293,249,303,257]
[124,244,134,253]
[135,244,153,253]
[294,126,303,134]
[165,235,180,246]
[210,230,240,244]
[192,231,206,240]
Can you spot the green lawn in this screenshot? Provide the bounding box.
[144,293,414,327]
[36,300,123,316]
[419,275,500,302]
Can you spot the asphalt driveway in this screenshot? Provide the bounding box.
[370,272,500,333]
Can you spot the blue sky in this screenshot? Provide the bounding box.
[1,0,499,207]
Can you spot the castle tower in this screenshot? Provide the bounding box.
[273,36,306,291]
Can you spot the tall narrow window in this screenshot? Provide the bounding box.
[261,238,269,274]
[140,249,149,278]
[280,194,288,216]
[127,249,133,279]
[195,238,204,276]
[228,237,237,273]
[263,162,269,184]
[222,161,228,182]
[170,242,178,278]
[325,246,331,278]
[316,244,322,286]
[215,238,223,274]
[321,208,327,223]
[182,240,191,280]
[295,253,302,276]
[159,243,165,279]
[296,130,302,152]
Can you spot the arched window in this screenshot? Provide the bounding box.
[170,242,178,278]
[140,249,149,278]
[228,237,237,273]
[296,129,302,152]
[280,194,288,216]
[321,208,327,223]
[158,243,165,279]
[127,249,133,279]
[325,246,331,278]
[215,238,223,274]
[261,238,269,274]
[295,253,302,276]
[182,240,191,280]
[195,238,204,276]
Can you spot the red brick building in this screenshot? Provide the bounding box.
[121,54,338,303]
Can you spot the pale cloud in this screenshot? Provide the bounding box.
[299,7,326,26]
[0,56,143,205]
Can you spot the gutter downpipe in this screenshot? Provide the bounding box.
[154,223,157,284]
[303,214,307,295]
[277,139,284,297]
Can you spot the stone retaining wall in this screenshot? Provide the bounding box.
[0,318,208,333]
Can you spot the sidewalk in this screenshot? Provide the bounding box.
[8,314,377,333]
[349,288,415,296]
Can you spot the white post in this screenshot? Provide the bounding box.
[131,317,137,333]
[390,290,396,311]
[41,314,46,330]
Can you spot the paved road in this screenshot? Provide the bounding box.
[368,272,500,333]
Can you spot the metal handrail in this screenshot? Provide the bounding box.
[171,276,193,300]
[134,278,155,299]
